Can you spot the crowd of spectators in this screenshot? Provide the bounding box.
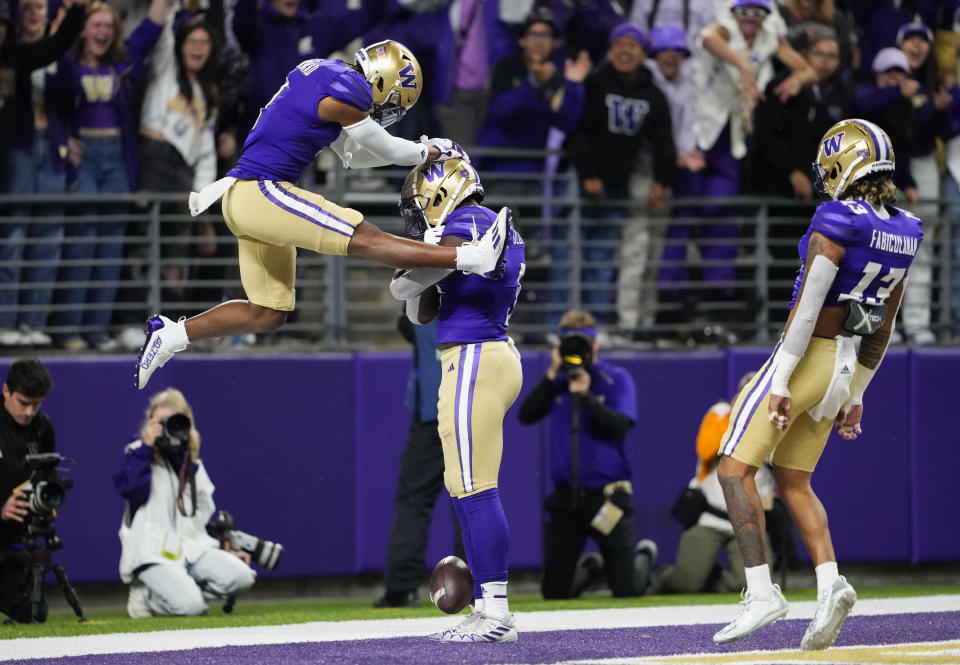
[1,0,960,349]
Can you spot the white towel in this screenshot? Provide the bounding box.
[188,176,238,216]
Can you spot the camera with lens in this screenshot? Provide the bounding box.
[207,510,284,572]
[21,452,73,516]
[559,333,594,376]
[154,413,192,456]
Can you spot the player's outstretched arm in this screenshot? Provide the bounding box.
[319,97,433,166]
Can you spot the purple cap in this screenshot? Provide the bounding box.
[648,24,689,53]
[896,19,933,45]
[872,46,910,73]
[732,0,772,10]
[609,22,647,48]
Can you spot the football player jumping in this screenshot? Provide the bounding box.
[712,119,922,649]
[391,158,525,643]
[135,41,509,390]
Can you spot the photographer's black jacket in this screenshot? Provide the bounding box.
[0,403,55,545]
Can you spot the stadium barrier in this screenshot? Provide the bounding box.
[1,150,957,347]
[4,349,957,585]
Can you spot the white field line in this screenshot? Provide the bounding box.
[2,595,958,661]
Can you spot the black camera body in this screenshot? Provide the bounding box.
[22,452,73,516]
[208,510,284,572]
[154,413,191,456]
[559,333,594,375]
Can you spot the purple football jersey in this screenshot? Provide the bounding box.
[791,200,923,308]
[436,206,526,345]
[228,59,372,183]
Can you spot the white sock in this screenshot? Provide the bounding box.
[815,561,839,594]
[480,581,508,618]
[744,564,774,599]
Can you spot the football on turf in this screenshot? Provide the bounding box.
[429,555,474,614]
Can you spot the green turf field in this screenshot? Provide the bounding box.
[2,585,957,640]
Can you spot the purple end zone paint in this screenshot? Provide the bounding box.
[17,611,960,665]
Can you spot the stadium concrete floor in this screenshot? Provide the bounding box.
[45,562,960,613]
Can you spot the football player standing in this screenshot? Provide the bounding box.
[392,158,525,643]
[135,41,509,390]
[712,119,921,649]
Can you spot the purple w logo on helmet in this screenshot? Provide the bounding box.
[398,63,418,89]
[823,132,845,157]
[422,163,445,182]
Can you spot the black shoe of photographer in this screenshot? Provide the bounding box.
[373,589,419,608]
[570,552,604,597]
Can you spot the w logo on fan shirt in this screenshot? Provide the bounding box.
[823,132,845,156]
[398,63,418,89]
[605,94,649,136]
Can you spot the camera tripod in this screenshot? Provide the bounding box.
[8,516,88,624]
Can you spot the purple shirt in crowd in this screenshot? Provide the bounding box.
[455,0,487,91]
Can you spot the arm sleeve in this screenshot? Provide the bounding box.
[565,76,603,180]
[112,444,154,505]
[12,3,85,71]
[342,116,427,166]
[551,80,586,134]
[231,0,258,54]
[124,17,165,80]
[517,377,557,424]
[582,392,634,442]
[853,85,903,115]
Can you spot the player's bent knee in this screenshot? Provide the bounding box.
[249,305,287,333]
[346,219,377,256]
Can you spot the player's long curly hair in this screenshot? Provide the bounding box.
[842,173,898,207]
[141,388,201,464]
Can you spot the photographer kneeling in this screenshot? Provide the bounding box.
[517,311,655,598]
[114,389,255,618]
[0,359,55,623]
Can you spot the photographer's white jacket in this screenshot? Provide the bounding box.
[118,440,220,583]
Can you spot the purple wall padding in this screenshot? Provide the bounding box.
[0,347,955,584]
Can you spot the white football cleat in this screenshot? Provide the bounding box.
[428,608,481,641]
[455,207,510,278]
[136,315,189,390]
[431,611,518,643]
[713,585,788,644]
[800,576,856,650]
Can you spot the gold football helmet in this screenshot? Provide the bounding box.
[353,40,423,127]
[399,158,485,238]
[813,118,896,200]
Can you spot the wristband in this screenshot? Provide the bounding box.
[770,350,802,398]
[847,363,876,405]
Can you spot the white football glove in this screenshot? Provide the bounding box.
[420,136,470,163]
[423,224,445,245]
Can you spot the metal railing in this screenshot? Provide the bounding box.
[2,152,957,351]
